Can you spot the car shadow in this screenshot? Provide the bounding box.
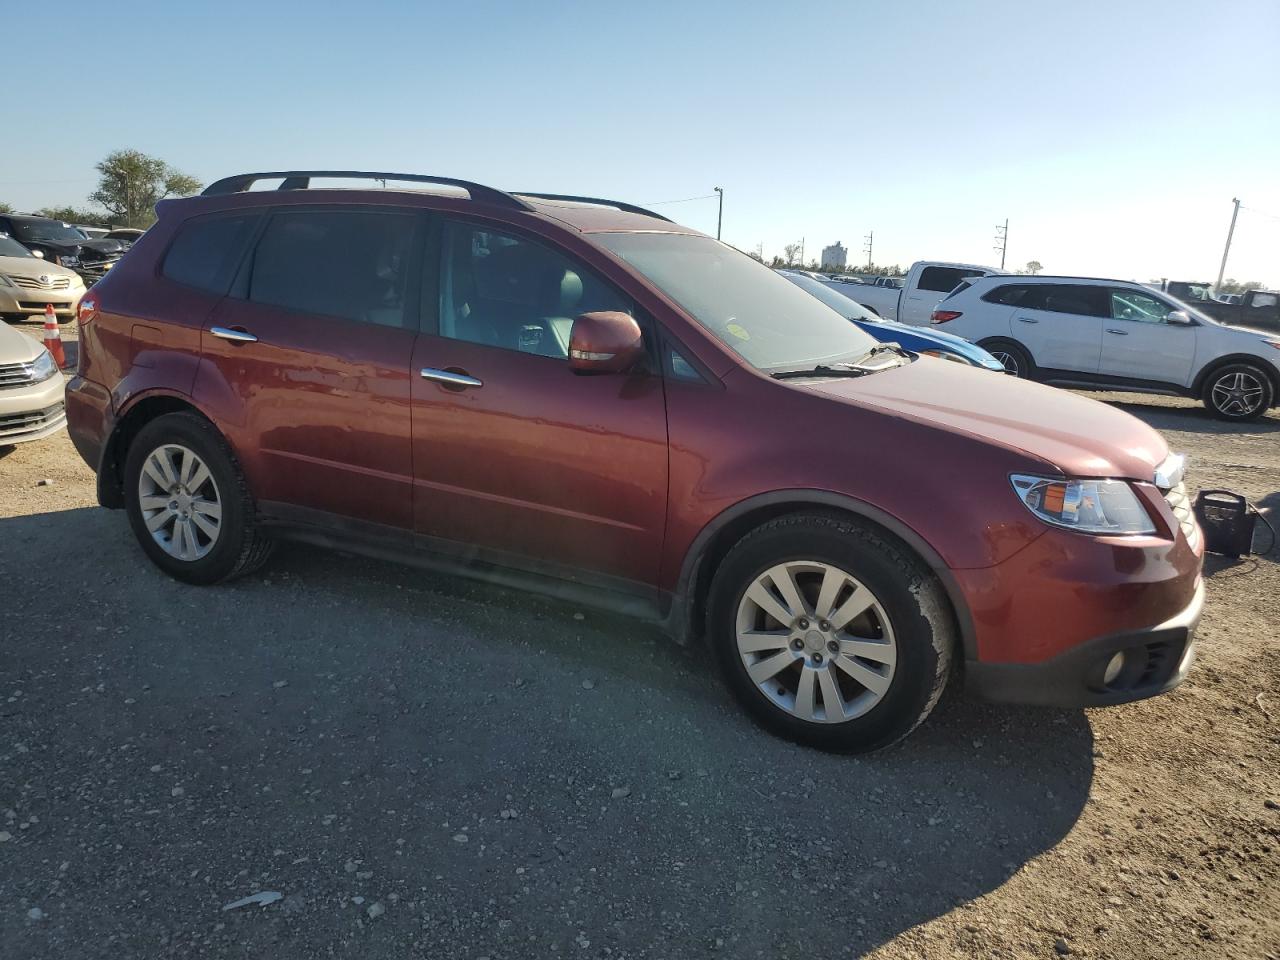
[1,508,1095,958]
[1084,393,1280,432]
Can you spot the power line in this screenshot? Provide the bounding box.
[1240,204,1280,222]
[644,193,719,205]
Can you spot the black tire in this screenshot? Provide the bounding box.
[708,513,954,753]
[123,412,274,584]
[978,338,1033,379]
[1201,362,1274,422]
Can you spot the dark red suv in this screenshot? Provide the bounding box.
[65,171,1205,751]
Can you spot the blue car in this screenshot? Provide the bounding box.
[778,270,1005,371]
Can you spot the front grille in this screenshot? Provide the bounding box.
[5,274,72,290]
[0,360,39,388]
[17,301,74,311]
[0,402,64,438]
[1160,479,1199,547]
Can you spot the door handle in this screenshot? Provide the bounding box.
[1016,316,1039,324]
[1106,328,1129,336]
[421,367,483,389]
[210,326,258,343]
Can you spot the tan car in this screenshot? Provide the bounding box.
[0,318,65,444]
[0,234,85,322]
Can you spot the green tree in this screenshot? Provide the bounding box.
[89,150,201,228]
[1217,278,1265,294]
[0,200,12,214]
[1025,260,1043,275]
[35,206,116,228]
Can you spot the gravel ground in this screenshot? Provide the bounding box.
[2,319,1277,959]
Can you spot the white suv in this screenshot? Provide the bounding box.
[932,276,1280,421]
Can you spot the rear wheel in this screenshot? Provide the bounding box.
[1202,363,1273,421]
[979,339,1032,378]
[708,514,954,753]
[123,412,274,584]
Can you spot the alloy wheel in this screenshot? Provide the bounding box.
[735,561,897,723]
[1210,371,1265,417]
[136,443,223,561]
[990,350,1020,376]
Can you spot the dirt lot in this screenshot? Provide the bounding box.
[2,320,1278,959]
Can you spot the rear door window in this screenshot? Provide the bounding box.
[248,209,417,328]
[163,214,260,294]
[1020,284,1108,317]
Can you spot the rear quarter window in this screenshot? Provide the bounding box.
[918,266,988,293]
[162,214,259,294]
[982,284,1032,305]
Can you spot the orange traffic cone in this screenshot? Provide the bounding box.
[43,304,66,368]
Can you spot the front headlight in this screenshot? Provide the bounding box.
[1010,474,1156,535]
[919,348,975,366]
[30,348,59,383]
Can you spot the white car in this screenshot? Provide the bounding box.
[0,320,66,444]
[846,260,1000,324]
[932,275,1280,421]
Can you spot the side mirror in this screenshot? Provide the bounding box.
[31,249,44,259]
[1166,310,1192,325]
[568,311,644,374]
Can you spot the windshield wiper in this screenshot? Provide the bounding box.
[771,364,870,380]
[853,342,913,363]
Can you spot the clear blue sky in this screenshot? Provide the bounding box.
[4,0,1277,284]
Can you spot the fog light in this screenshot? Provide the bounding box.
[1102,652,1126,685]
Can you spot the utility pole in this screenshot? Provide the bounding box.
[1215,198,1241,293]
[863,231,873,268]
[800,237,805,266]
[994,219,1008,270]
[714,187,723,241]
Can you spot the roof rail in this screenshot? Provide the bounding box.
[200,171,534,212]
[512,192,673,223]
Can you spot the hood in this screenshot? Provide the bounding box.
[1217,321,1280,342]
[0,320,45,363]
[855,318,1002,369]
[28,237,81,254]
[799,358,1169,481]
[0,254,82,282]
[876,318,970,349]
[80,238,125,255]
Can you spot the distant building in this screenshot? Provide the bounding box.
[821,242,847,270]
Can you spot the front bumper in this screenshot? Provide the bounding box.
[0,372,67,444]
[0,284,84,318]
[967,577,1204,707]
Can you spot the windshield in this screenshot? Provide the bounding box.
[779,272,880,321]
[0,236,34,259]
[595,233,877,370]
[12,219,84,243]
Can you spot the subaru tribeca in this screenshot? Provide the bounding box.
[65,171,1204,752]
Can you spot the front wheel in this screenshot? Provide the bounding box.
[1202,363,1273,421]
[979,339,1032,378]
[123,412,274,584]
[708,514,954,753]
